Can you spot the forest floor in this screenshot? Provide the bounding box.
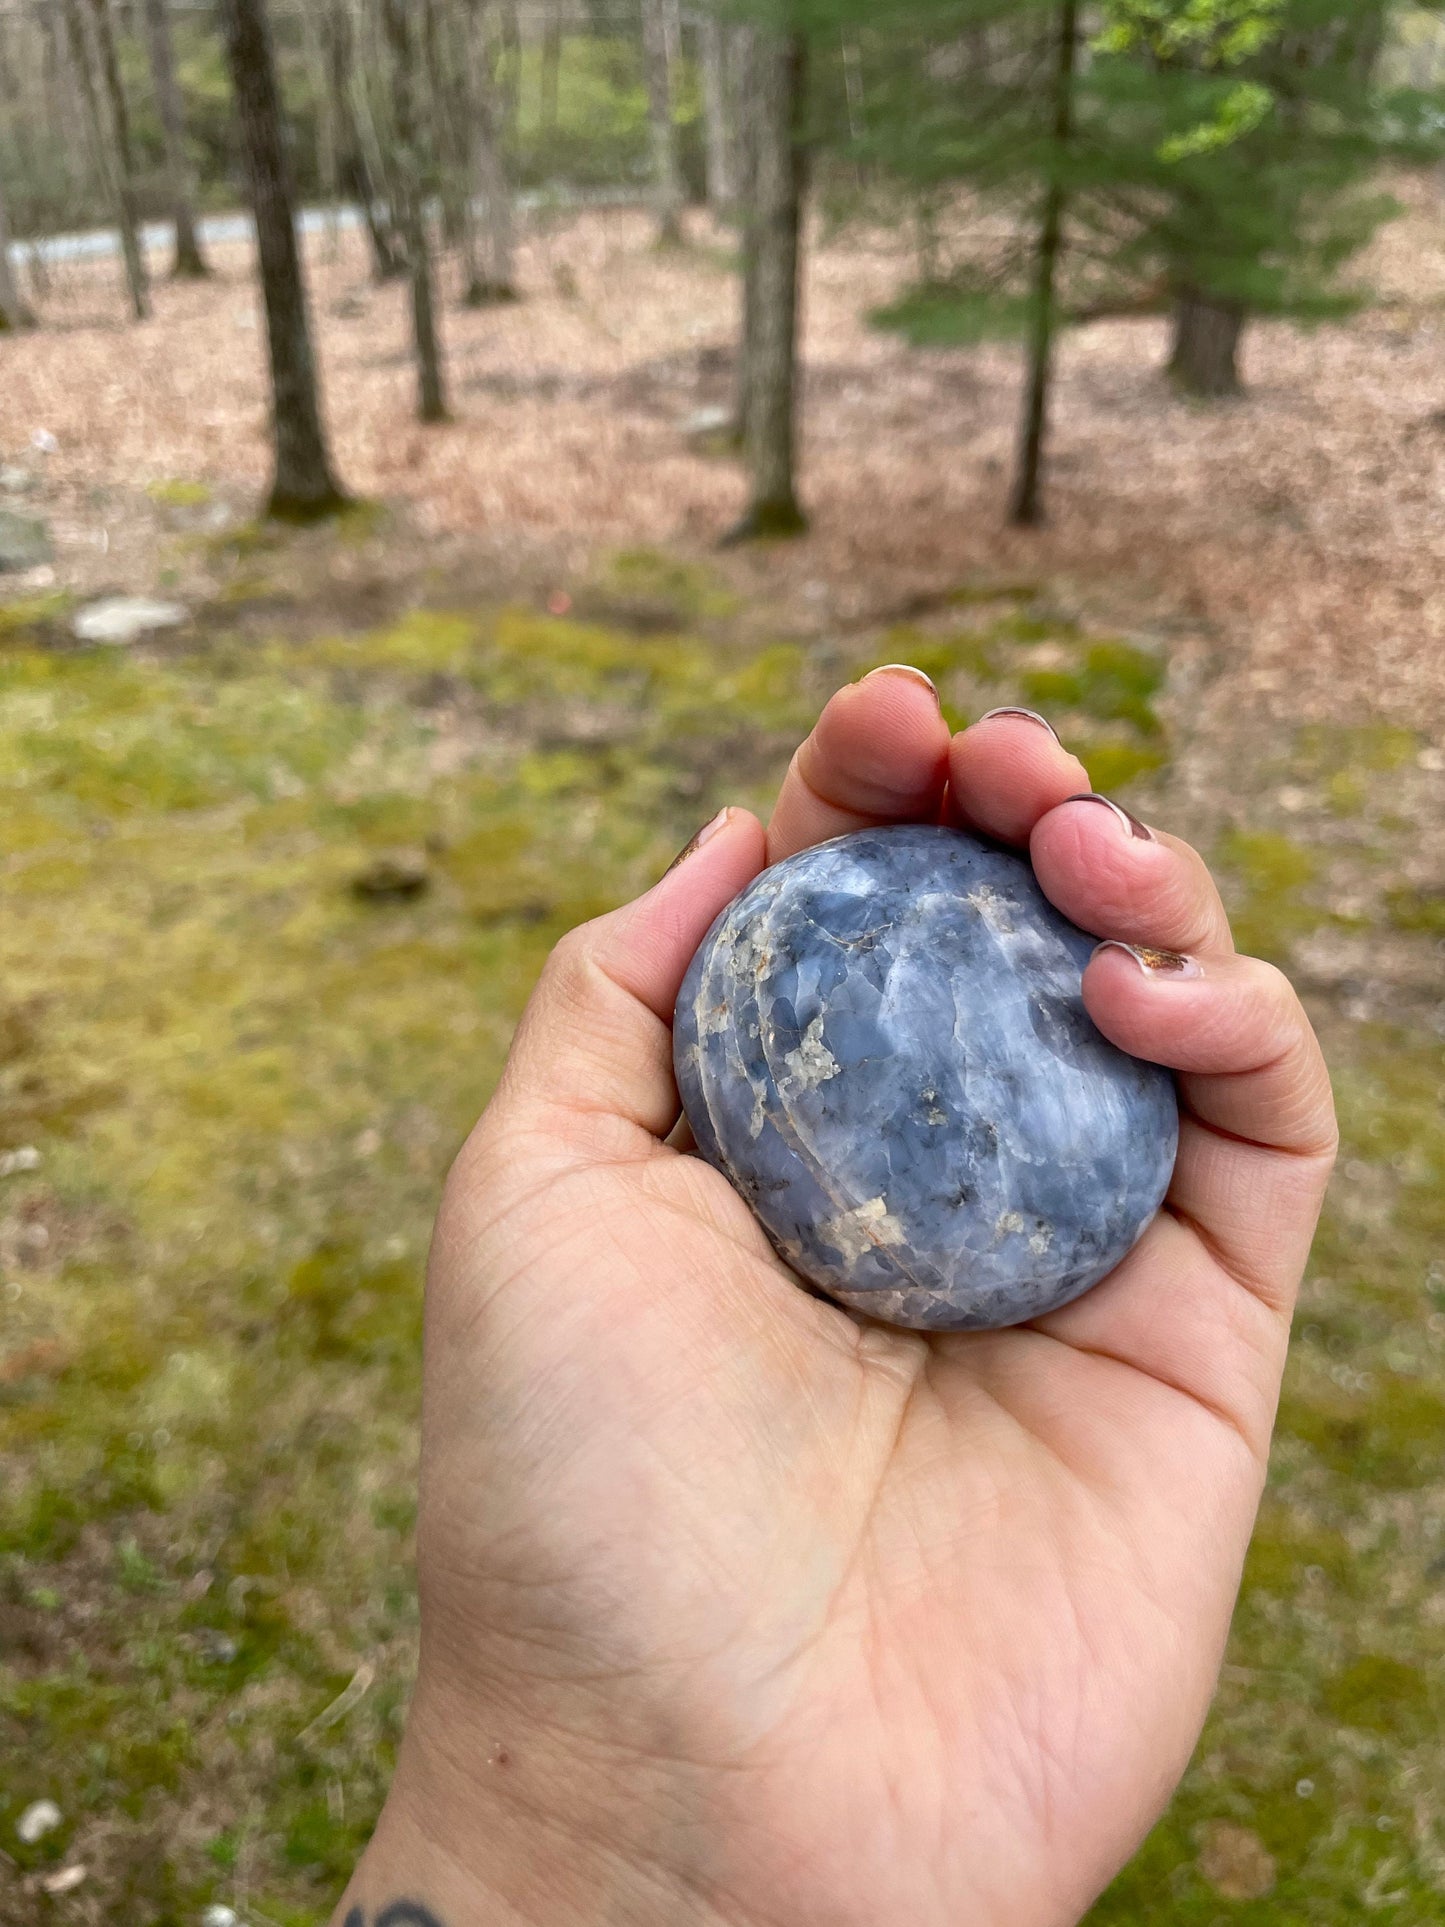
[1,178,1443,1924]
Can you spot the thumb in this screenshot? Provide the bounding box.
[490,807,766,1148]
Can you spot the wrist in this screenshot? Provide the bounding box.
[332,1682,742,1927]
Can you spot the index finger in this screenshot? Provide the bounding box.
[765,666,952,863]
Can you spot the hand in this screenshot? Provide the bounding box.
[335,674,1337,1927]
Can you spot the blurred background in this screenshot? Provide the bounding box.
[0,0,1443,1919]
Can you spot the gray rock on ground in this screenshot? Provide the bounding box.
[0,506,51,572]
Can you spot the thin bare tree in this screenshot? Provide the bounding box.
[0,170,34,329]
[380,0,448,422]
[1009,0,1079,527]
[324,0,402,280]
[641,0,684,244]
[140,0,209,276]
[461,0,516,303]
[539,0,561,136]
[698,12,734,216]
[63,0,149,318]
[729,24,807,538]
[218,0,347,518]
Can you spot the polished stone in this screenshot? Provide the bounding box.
[674,824,1179,1331]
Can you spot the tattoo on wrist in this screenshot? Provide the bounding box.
[345,1905,445,1927]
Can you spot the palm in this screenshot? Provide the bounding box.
[403,681,1334,1927]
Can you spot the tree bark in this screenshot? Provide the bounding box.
[1009,0,1079,529]
[218,0,347,519]
[90,0,151,309]
[698,14,733,215]
[0,173,34,330]
[381,0,448,422]
[325,0,402,280]
[1168,289,1245,398]
[731,22,758,441]
[65,0,149,319]
[641,0,684,244]
[421,0,468,251]
[732,28,806,540]
[141,0,209,277]
[301,0,343,258]
[460,0,516,303]
[539,2,561,136]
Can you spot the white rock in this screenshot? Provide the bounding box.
[16,1797,62,1844]
[40,1865,87,1895]
[30,428,59,455]
[680,406,733,439]
[201,1906,241,1927]
[0,1145,41,1177]
[73,597,188,646]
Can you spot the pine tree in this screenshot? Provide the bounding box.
[1121,0,1399,397]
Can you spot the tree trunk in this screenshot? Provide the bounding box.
[732,28,806,540]
[381,0,448,423]
[421,0,468,251]
[0,174,34,330]
[1009,0,1079,529]
[301,0,343,259]
[497,0,521,140]
[460,0,516,303]
[141,0,208,277]
[641,0,684,244]
[65,0,149,319]
[90,0,151,311]
[325,0,402,281]
[218,0,347,519]
[1168,289,1245,398]
[539,3,561,136]
[731,23,758,441]
[698,15,733,215]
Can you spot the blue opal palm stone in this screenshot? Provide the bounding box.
[673,824,1179,1331]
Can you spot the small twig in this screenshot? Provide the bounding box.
[296,1659,376,1745]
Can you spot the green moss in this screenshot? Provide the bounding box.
[308,609,482,674]
[1385,886,1445,935]
[874,626,1000,685]
[1020,639,1165,735]
[0,591,73,643]
[1241,1505,1359,1600]
[1073,740,1167,792]
[146,479,212,509]
[1280,1376,1445,1489]
[1294,721,1419,777]
[1322,1655,1436,1741]
[1217,828,1323,960]
[598,546,740,625]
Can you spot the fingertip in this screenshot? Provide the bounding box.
[768,667,952,859]
[947,709,1090,844]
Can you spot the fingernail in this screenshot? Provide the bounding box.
[865,663,940,706]
[665,807,731,876]
[1094,941,1203,981]
[979,706,1062,744]
[1065,792,1154,842]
